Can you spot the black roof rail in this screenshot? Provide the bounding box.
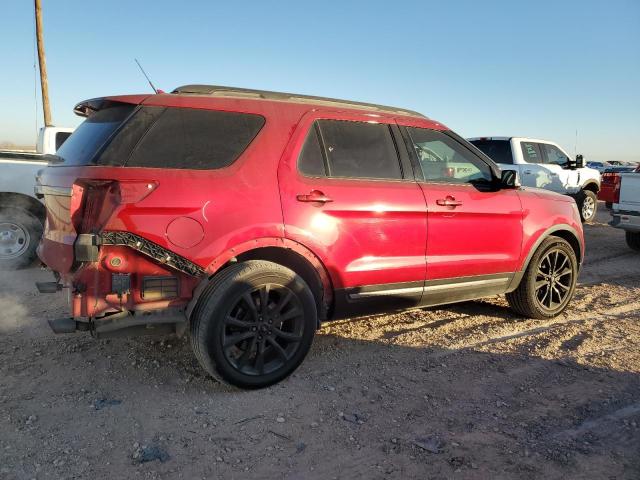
[171,84,426,118]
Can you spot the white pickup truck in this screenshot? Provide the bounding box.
[0,126,73,269]
[468,137,601,223]
[610,172,640,251]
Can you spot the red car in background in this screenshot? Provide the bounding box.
[35,85,584,388]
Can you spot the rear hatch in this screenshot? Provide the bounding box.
[36,97,148,274]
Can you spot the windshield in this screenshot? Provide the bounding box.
[54,104,135,166]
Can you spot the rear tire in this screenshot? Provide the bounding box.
[190,260,317,389]
[506,237,578,319]
[0,208,43,270]
[577,190,598,223]
[626,232,640,252]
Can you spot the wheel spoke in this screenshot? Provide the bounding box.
[272,327,302,342]
[557,267,572,278]
[259,285,270,314]
[280,307,302,322]
[534,279,547,291]
[267,336,289,361]
[556,256,568,274]
[225,315,255,328]
[274,290,293,314]
[242,292,259,320]
[224,331,256,349]
[254,339,266,374]
[236,336,257,368]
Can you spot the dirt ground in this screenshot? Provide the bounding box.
[1,203,639,480]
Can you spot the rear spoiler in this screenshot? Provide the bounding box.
[73,95,151,117]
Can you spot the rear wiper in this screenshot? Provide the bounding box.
[43,154,64,164]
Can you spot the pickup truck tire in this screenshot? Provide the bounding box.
[190,260,317,389]
[0,208,43,270]
[577,190,598,223]
[626,232,640,252]
[506,237,578,319]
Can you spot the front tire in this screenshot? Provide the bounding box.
[190,260,317,389]
[626,231,640,252]
[577,190,598,223]
[507,237,578,319]
[0,208,43,270]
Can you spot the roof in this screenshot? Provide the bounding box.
[171,84,427,119]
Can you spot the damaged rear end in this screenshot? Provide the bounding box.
[36,96,204,337]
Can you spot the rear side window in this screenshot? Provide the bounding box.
[127,108,265,169]
[54,132,72,151]
[298,125,327,177]
[520,142,543,164]
[55,105,135,166]
[316,120,402,180]
[469,139,513,165]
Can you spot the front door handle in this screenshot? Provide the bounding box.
[436,196,463,208]
[296,190,333,203]
[523,170,533,174]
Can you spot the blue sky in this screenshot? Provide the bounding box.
[1,0,639,162]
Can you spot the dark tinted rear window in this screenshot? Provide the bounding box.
[469,139,513,165]
[318,120,402,179]
[298,125,327,177]
[127,108,265,169]
[55,105,135,166]
[54,132,72,151]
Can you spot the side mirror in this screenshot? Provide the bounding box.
[500,169,521,189]
[567,154,584,170]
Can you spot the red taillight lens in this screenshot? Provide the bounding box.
[71,180,158,234]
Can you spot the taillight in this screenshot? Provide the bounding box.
[601,172,622,204]
[71,180,158,234]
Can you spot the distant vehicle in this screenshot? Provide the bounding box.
[468,137,601,223]
[588,161,638,173]
[0,126,73,269]
[598,165,639,208]
[610,169,640,251]
[36,86,584,388]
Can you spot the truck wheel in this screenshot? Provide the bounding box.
[506,237,578,319]
[577,190,598,223]
[190,260,317,389]
[626,232,640,252]
[0,208,43,270]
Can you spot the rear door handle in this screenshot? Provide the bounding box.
[296,190,333,203]
[436,196,463,207]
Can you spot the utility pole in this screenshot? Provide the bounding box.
[34,0,52,126]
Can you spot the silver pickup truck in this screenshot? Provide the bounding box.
[0,126,73,269]
[610,171,640,251]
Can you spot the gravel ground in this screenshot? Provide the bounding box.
[1,203,639,479]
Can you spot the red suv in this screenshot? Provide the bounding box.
[36,85,584,388]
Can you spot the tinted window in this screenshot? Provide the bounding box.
[98,106,166,166]
[520,142,543,164]
[540,143,569,166]
[55,105,135,166]
[407,128,493,184]
[317,120,402,179]
[298,125,326,177]
[127,108,265,169]
[54,132,72,151]
[469,139,513,165]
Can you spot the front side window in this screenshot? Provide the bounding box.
[406,128,493,185]
[317,120,402,180]
[520,142,543,164]
[540,143,569,166]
